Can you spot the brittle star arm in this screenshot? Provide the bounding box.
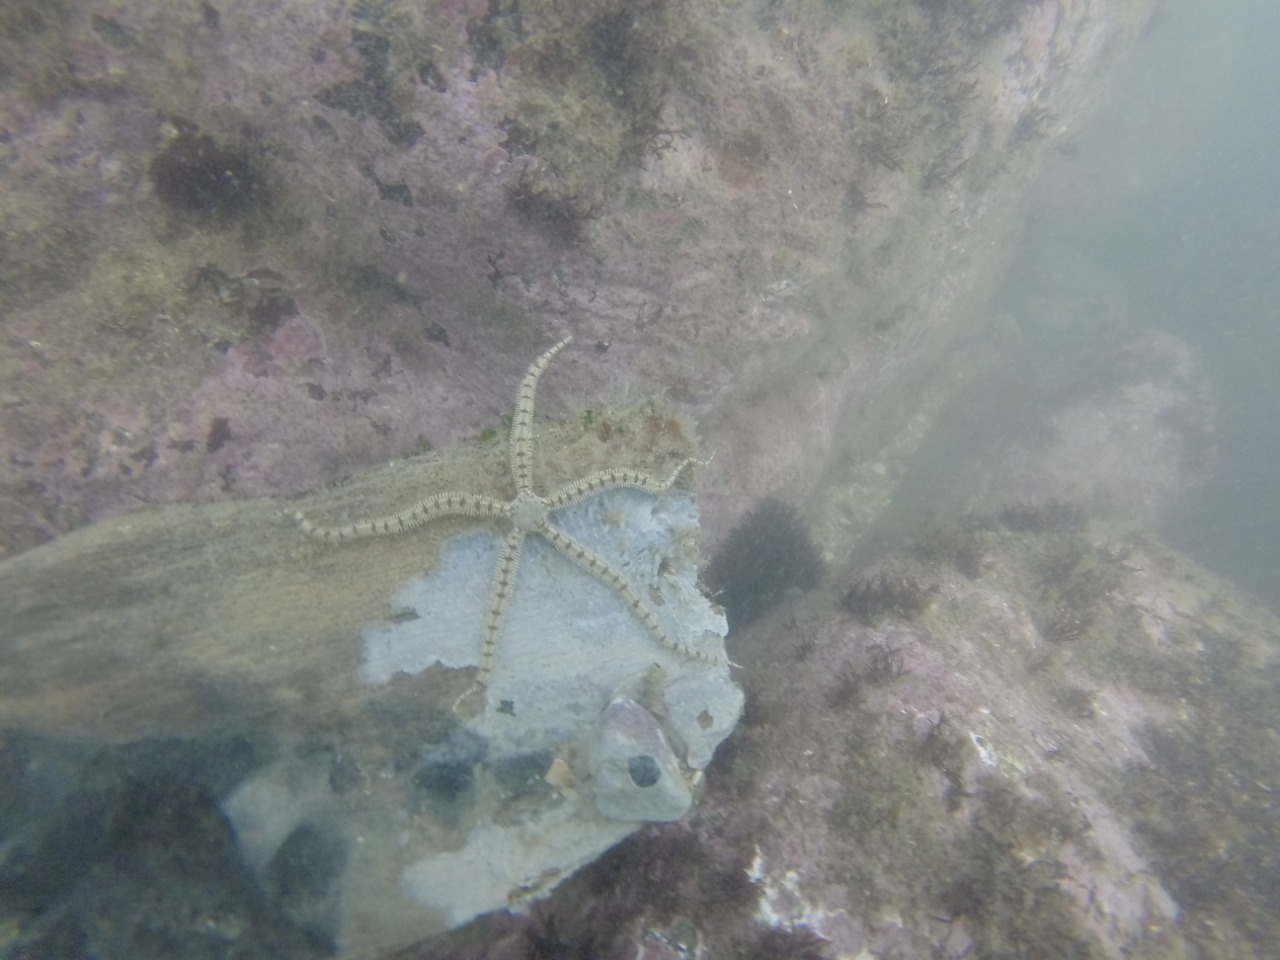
[510,337,571,494]
[290,491,508,541]
[454,526,527,707]
[539,524,727,667]
[544,458,705,512]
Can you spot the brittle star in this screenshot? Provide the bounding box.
[291,337,727,708]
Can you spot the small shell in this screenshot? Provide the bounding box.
[544,756,577,796]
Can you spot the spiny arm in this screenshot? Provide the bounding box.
[290,491,507,541]
[545,458,704,512]
[509,337,571,493]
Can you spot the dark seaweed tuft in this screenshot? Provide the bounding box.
[149,131,266,222]
[840,566,936,625]
[705,498,824,633]
[999,499,1085,534]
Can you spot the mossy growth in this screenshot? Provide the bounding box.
[1030,533,1124,645]
[734,925,832,960]
[1114,639,1280,953]
[0,0,74,104]
[329,0,699,240]
[828,735,934,847]
[822,703,1108,957]
[467,0,696,238]
[704,498,824,634]
[840,563,937,625]
[931,777,1106,960]
[912,513,992,579]
[424,823,764,959]
[840,764,1103,953]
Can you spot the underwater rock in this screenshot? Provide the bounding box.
[347,486,740,925]
[659,517,1280,960]
[0,2,1157,957]
[0,397,739,958]
[590,694,694,822]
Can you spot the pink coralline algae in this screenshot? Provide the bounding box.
[0,0,1141,555]
[428,514,1280,960]
[11,3,1273,960]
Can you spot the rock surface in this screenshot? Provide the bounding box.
[13,2,1265,960]
[421,511,1280,960]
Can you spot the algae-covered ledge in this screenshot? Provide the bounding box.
[0,0,1153,554]
[0,0,1166,956]
[0,370,741,955]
